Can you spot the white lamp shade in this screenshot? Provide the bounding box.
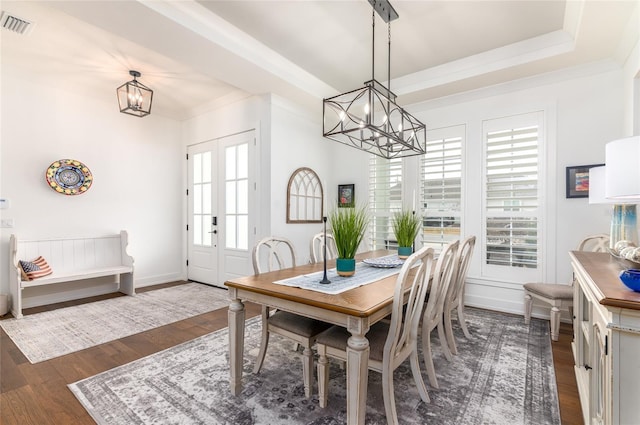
[605,136,640,200]
[589,165,607,204]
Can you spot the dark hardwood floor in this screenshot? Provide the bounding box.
[0,282,582,424]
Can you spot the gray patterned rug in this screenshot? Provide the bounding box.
[69,308,560,425]
[0,283,230,363]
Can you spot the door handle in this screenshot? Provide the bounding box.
[208,230,217,234]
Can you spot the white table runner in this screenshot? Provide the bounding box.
[273,256,403,294]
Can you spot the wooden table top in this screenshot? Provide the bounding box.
[570,251,640,310]
[225,250,403,317]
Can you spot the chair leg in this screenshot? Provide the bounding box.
[444,308,458,355]
[410,350,430,404]
[457,302,472,339]
[422,325,439,389]
[550,306,560,342]
[317,346,329,408]
[381,366,398,425]
[253,307,271,374]
[301,345,313,399]
[437,320,453,362]
[524,292,532,325]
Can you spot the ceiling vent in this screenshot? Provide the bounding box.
[1,11,34,35]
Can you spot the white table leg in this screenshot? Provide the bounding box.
[346,317,370,425]
[228,292,245,396]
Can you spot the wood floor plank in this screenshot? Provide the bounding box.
[1,282,580,424]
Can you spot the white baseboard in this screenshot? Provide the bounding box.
[135,272,184,288]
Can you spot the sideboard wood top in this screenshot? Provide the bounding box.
[570,251,640,310]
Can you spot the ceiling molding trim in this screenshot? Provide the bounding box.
[391,30,576,96]
[562,0,585,40]
[614,3,640,65]
[407,59,620,113]
[137,0,336,99]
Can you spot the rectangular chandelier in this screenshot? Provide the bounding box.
[322,0,427,159]
[323,79,426,159]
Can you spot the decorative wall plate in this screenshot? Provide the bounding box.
[45,159,93,195]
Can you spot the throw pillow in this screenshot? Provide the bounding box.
[19,256,53,280]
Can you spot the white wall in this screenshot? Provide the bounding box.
[0,65,184,306]
[269,96,336,263]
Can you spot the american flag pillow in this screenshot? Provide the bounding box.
[19,256,53,280]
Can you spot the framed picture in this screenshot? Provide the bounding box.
[338,184,355,207]
[566,163,604,198]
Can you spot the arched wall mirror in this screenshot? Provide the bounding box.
[287,167,323,223]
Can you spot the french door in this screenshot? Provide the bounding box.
[187,130,255,287]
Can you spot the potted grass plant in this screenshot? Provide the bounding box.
[392,210,421,259]
[329,204,369,277]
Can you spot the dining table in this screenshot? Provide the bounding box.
[224,249,406,425]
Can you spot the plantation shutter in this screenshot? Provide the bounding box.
[369,155,403,250]
[484,120,540,269]
[420,127,463,250]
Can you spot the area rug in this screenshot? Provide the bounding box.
[0,283,230,364]
[69,308,560,425]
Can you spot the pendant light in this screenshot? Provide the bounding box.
[117,70,153,117]
[323,0,426,159]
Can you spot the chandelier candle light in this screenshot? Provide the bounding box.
[323,0,426,159]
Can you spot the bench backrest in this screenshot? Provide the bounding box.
[10,231,133,274]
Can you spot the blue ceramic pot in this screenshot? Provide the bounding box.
[619,269,640,292]
[336,258,356,277]
[397,246,413,259]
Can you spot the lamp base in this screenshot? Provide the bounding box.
[610,204,638,249]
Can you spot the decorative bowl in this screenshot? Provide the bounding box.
[619,269,640,292]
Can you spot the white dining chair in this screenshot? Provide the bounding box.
[443,235,476,355]
[315,245,435,425]
[252,236,332,399]
[309,232,338,263]
[523,233,609,341]
[421,239,459,389]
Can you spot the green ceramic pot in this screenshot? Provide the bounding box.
[336,258,356,277]
[397,246,413,259]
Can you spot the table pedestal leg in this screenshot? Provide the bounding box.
[346,318,370,425]
[228,295,245,396]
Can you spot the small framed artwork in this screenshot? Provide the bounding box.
[566,163,604,198]
[338,184,355,207]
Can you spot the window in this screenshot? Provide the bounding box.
[192,151,212,247]
[225,143,249,250]
[369,155,403,250]
[483,113,542,269]
[420,126,464,251]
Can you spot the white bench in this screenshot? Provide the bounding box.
[9,231,135,319]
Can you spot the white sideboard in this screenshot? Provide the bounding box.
[570,251,640,425]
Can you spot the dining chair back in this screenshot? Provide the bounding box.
[316,245,435,424]
[252,236,297,274]
[523,233,609,341]
[443,235,476,355]
[251,236,331,399]
[421,239,459,389]
[310,232,338,263]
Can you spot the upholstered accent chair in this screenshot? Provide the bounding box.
[523,234,609,341]
[315,246,435,424]
[443,235,476,355]
[252,236,332,398]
